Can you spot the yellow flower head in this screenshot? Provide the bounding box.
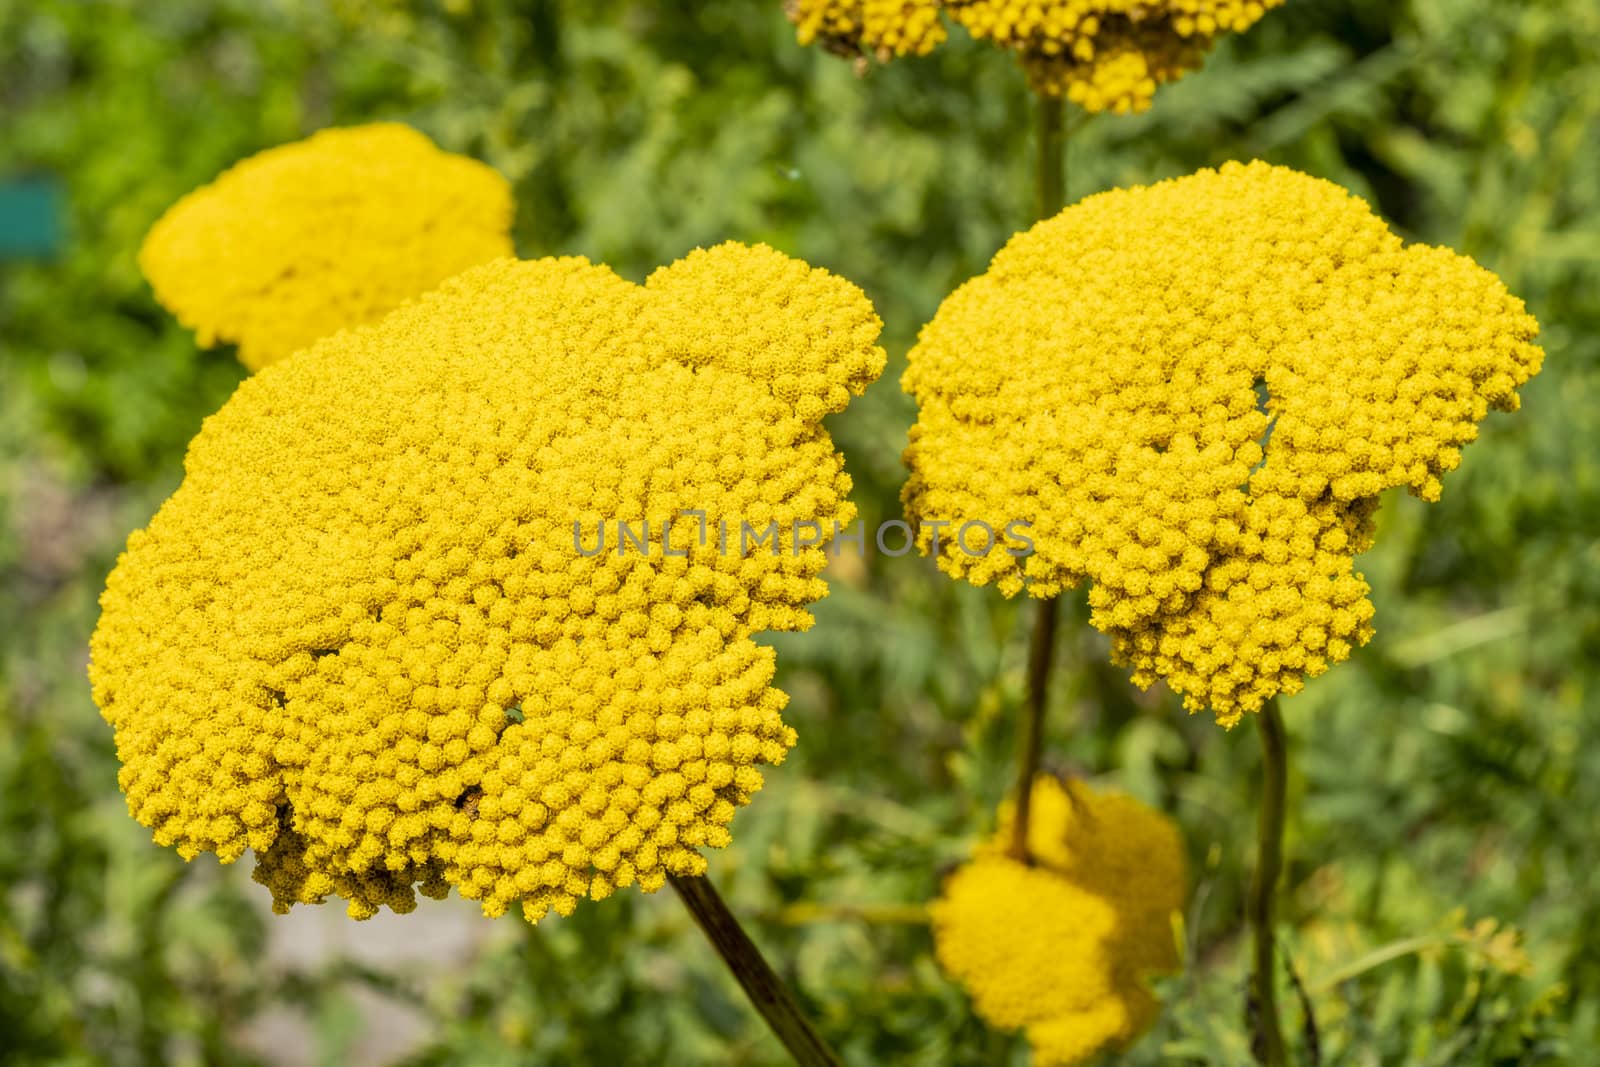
[902,161,1543,724]
[786,0,948,61]
[90,244,886,923]
[139,123,514,372]
[931,776,1186,1065]
[945,0,1285,112]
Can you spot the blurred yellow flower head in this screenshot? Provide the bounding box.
[139,123,514,371]
[786,0,948,61]
[902,161,1543,724]
[90,244,886,923]
[785,0,1280,112]
[946,0,1284,112]
[931,776,1186,1065]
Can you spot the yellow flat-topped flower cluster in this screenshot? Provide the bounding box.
[90,243,886,922]
[786,0,948,59]
[785,0,1281,112]
[139,123,514,371]
[932,776,1186,1065]
[902,161,1544,724]
[945,0,1283,111]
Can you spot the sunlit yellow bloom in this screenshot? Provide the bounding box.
[786,0,948,60]
[945,0,1284,112]
[931,777,1186,1065]
[91,244,885,922]
[140,123,514,371]
[902,161,1543,724]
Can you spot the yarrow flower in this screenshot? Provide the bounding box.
[931,776,1186,1065]
[90,244,886,923]
[783,1,1280,113]
[785,0,948,61]
[902,161,1543,724]
[139,123,514,372]
[945,0,1284,112]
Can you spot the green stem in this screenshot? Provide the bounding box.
[669,872,844,1067]
[1035,94,1067,218]
[1306,934,1444,994]
[1249,698,1289,1066]
[1008,95,1068,862]
[1009,596,1059,862]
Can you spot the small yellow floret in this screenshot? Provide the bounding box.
[139,123,514,371]
[902,161,1544,724]
[90,244,886,923]
[931,777,1187,1065]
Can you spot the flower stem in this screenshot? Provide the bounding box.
[1009,596,1060,861]
[1249,697,1289,1066]
[669,871,844,1067]
[1035,94,1067,218]
[1006,95,1070,864]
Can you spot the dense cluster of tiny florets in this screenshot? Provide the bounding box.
[90,244,886,922]
[931,777,1186,1065]
[786,0,1281,111]
[785,0,948,60]
[945,0,1284,111]
[902,161,1543,724]
[140,123,514,371]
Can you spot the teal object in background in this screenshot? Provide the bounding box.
[0,174,63,258]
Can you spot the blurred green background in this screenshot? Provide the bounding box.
[2,0,1597,1064]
